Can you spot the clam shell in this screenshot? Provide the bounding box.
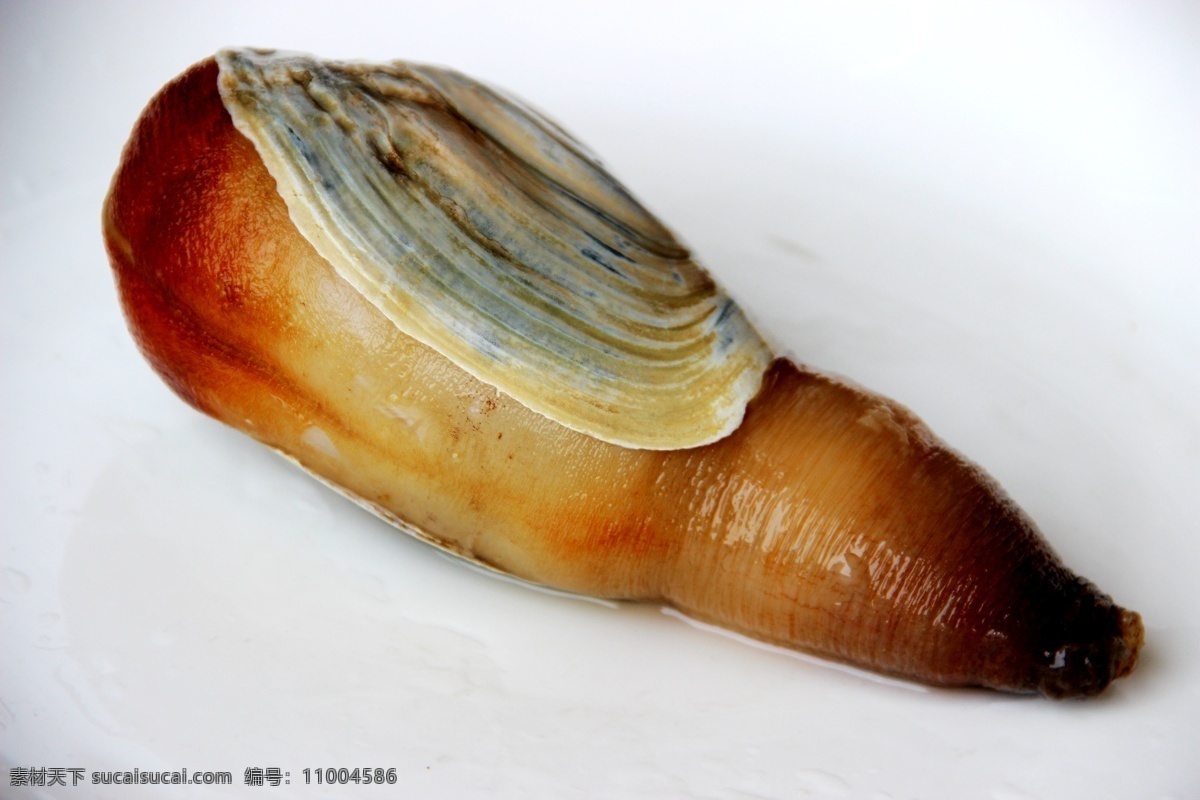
[215,48,773,449]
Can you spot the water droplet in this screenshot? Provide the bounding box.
[382,403,425,437]
[300,426,339,458]
[827,553,852,577]
[1049,647,1068,669]
[827,551,868,582]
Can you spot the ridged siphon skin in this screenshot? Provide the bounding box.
[103,56,1143,697]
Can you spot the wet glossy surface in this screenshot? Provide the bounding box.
[3,3,1199,797]
[105,58,1139,695]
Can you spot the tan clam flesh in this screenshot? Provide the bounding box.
[103,50,1144,698]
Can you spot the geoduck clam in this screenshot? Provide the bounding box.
[103,49,1142,698]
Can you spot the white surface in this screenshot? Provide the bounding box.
[2,2,1198,798]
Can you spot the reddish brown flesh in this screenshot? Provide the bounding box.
[104,58,1143,697]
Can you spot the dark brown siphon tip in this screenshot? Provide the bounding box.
[1033,585,1144,699]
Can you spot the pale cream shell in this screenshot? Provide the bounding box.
[216,48,773,449]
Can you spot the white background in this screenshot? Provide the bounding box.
[2,2,1198,798]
